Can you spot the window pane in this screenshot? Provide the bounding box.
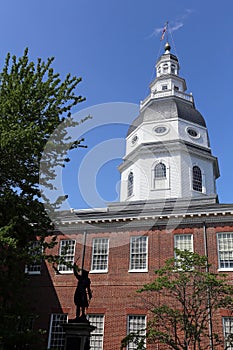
[174,235,193,252]
[217,233,233,269]
[128,172,134,197]
[130,237,148,270]
[88,314,104,350]
[91,238,109,271]
[174,235,193,267]
[58,240,76,272]
[193,166,202,192]
[154,163,166,178]
[48,314,68,350]
[25,241,42,274]
[223,317,233,349]
[127,315,146,350]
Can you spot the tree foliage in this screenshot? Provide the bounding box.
[122,250,233,350]
[0,48,86,348]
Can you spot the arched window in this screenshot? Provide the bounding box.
[171,64,176,74]
[192,166,202,192]
[163,64,168,73]
[154,163,166,179]
[127,172,134,197]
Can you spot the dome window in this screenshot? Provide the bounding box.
[127,172,134,197]
[192,166,202,192]
[187,127,200,139]
[163,64,168,74]
[154,126,168,135]
[154,163,166,179]
[131,135,138,145]
[171,64,176,74]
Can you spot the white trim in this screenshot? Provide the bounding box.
[174,234,194,255]
[58,239,76,273]
[91,238,109,273]
[129,236,148,272]
[217,232,233,270]
[47,313,68,349]
[127,315,147,350]
[88,314,105,350]
[151,159,170,190]
[222,316,233,350]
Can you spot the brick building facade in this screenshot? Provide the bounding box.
[28,42,233,349]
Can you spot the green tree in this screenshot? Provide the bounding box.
[0,48,86,348]
[121,250,233,350]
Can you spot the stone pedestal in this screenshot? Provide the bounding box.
[63,321,95,350]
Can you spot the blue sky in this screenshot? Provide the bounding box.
[2,0,233,209]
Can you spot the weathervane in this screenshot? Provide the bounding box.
[160,21,169,41]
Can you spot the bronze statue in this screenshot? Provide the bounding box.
[73,264,92,321]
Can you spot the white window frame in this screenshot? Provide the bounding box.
[25,240,42,275]
[174,235,194,269]
[223,317,233,350]
[174,234,193,255]
[217,232,233,271]
[91,238,109,273]
[127,315,146,350]
[152,160,170,190]
[88,314,104,350]
[58,239,76,273]
[47,313,68,350]
[129,236,148,272]
[127,171,134,198]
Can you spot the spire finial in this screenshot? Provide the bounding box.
[164,42,171,54]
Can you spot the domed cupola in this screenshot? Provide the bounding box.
[118,42,219,203]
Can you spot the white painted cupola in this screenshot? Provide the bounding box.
[119,42,219,203]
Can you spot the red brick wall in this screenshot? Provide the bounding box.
[28,223,233,349]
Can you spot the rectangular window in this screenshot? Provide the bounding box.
[58,239,76,273]
[217,232,233,270]
[174,235,193,268]
[25,241,42,275]
[127,315,146,350]
[129,236,148,271]
[91,238,109,272]
[47,314,68,350]
[223,317,233,349]
[162,85,168,90]
[174,234,193,253]
[88,314,104,350]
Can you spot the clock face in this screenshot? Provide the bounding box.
[154,126,169,135]
[187,127,200,138]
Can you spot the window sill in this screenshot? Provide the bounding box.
[90,270,108,274]
[128,269,148,273]
[57,270,73,275]
[191,189,206,194]
[127,194,135,200]
[151,187,170,191]
[25,271,41,275]
[218,268,233,272]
